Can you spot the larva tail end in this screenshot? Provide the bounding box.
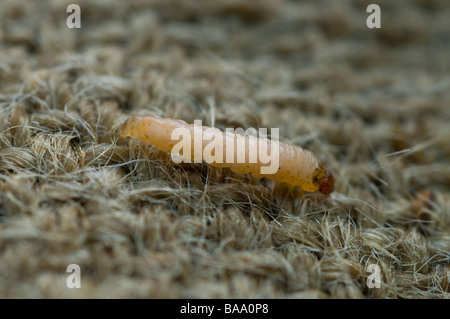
[314,164,334,195]
[120,117,135,138]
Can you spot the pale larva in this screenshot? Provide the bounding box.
[120,115,334,195]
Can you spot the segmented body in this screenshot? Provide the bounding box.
[120,115,334,194]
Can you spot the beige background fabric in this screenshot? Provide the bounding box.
[0,0,449,298]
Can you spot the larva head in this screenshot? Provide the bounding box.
[313,164,334,195]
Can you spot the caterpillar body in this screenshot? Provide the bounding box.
[120,115,334,195]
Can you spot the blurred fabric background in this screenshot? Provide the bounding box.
[0,0,449,298]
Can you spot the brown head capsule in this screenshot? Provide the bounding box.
[313,163,335,195]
